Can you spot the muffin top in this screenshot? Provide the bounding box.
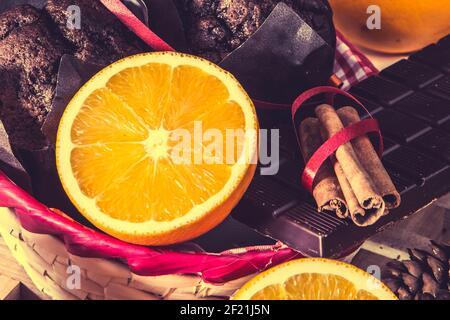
[44,0,144,65]
[174,0,335,63]
[0,1,146,150]
[0,4,41,40]
[0,7,70,149]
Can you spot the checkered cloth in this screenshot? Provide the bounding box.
[334,31,379,90]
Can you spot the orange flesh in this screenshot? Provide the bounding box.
[70,63,246,223]
[250,273,378,300]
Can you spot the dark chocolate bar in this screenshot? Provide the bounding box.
[410,129,450,163]
[410,44,450,74]
[351,76,413,106]
[375,109,431,144]
[393,92,450,126]
[441,121,450,134]
[380,59,443,89]
[382,137,400,156]
[233,33,450,257]
[384,147,448,185]
[336,93,383,118]
[426,75,450,101]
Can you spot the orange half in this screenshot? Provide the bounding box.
[56,52,258,245]
[233,258,397,300]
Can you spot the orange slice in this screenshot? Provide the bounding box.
[56,52,258,245]
[232,258,397,300]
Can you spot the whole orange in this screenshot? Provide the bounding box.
[329,0,450,53]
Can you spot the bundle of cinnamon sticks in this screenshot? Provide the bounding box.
[299,105,401,227]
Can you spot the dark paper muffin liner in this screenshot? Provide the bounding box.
[145,0,187,50]
[0,121,31,192]
[219,3,334,103]
[42,55,104,145]
[17,55,103,224]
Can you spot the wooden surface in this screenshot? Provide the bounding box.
[353,203,450,272]
[0,238,44,300]
[0,275,21,300]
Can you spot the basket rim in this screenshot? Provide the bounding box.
[0,171,299,284]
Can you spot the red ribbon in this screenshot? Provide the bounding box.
[0,171,299,283]
[100,0,174,52]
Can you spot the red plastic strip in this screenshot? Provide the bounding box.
[291,86,384,194]
[253,75,347,110]
[99,0,175,52]
[253,99,290,110]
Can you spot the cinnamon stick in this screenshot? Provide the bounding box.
[337,107,401,209]
[317,124,366,224]
[331,157,365,221]
[315,104,385,226]
[299,118,348,218]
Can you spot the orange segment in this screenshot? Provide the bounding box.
[106,63,173,129]
[232,258,397,300]
[166,65,230,130]
[56,52,258,245]
[71,143,146,198]
[71,88,148,145]
[251,274,368,300]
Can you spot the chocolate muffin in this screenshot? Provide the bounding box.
[0,4,41,40]
[0,6,70,150]
[174,0,336,63]
[44,0,144,65]
[0,1,145,151]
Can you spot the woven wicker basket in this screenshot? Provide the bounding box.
[0,207,262,300]
[0,204,364,300]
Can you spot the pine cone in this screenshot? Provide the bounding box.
[382,241,450,300]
